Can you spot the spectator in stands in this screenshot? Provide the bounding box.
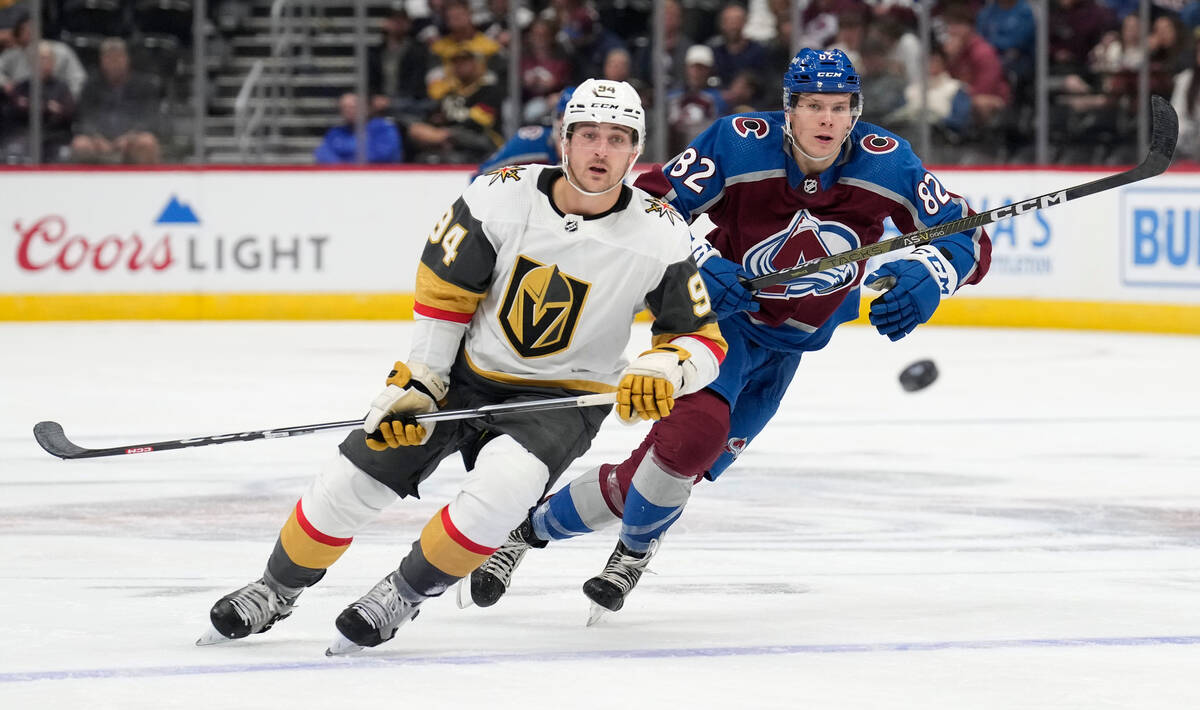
[1091,13,1147,75]
[69,38,163,164]
[828,9,868,67]
[368,8,431,118]
[602,47,632,83]
[666,44,728,154]
[796,0,862,51]
[520,17,572,121]
[2,41,75,162]
[857,34,909,125]
[872,9,923,87]
[1151,13,1190,76]
[428,1,502,98]
[479,0,534,50]
[314,92,403,164]
[886,42,974,141]
[1091,12,1175,100]
[1049,0,1118,78]
[706,2,769,89]
[630,0,692,90]
[405,47,504,164]
[0,10,86,101]
[975,0,1037,95]
[0,0,26,48]
[723,68,764,113]
[763,0,798,78]
[548,0,626,83]
[1172,39,1200,159]
[941,5,1011,126]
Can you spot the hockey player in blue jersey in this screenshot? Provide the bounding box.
[472,86,575,178]
[463,48,993,620]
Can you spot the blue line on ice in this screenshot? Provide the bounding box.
[5,635,1200,683]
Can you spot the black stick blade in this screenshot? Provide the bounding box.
[1148,94,1179,172]
[33,421,91,459]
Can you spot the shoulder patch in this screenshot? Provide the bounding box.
[732,116,770,139]
[859,133,899,155]
[644,196,683,225]
[517,125,546,140]
[485,165,527,185]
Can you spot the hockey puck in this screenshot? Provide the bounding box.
[899,359,938,392]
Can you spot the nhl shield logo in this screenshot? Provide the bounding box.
[803,178,818,194]
[499,255,591,358]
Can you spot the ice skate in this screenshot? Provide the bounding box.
[458,515,546,609]
[326,570,423,655]
[583,539,657,626]
[197,577,298,645]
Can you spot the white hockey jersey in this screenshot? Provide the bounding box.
[413,164,726,393]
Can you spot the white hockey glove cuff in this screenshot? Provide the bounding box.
[409,316,467,382]
[690,233,719,268]
[666,336,719,394]
[364,361,448,449]
[905,245,960,297]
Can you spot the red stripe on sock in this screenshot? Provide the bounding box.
[438,506,498,555]
[295,501,353,547]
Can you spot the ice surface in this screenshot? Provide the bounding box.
[2,322,1199,709]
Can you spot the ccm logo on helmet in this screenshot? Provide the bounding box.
[860,133,899,155]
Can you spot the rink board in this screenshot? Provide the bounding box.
[1,165,1198,333]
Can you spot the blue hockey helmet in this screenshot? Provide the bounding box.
[555,85,576,116]
[782,48,861,112]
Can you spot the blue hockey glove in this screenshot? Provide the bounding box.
[700,255,760,319]
[866,246,959,342]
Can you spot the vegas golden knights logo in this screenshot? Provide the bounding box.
[499,255,590,358]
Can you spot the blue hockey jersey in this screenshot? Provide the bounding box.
[635,111,992,352]
[474,125,559,178]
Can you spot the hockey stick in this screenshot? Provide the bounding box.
[744,95,1179,292]
[32,392,616,460]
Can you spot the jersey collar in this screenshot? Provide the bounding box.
[782,130,854,192]
[538,167,633,219]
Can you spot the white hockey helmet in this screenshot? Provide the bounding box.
[560,78,645,152]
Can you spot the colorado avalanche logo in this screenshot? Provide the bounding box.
[724,437,748,457]
[860,133,899,155]
[732,116,770,139]
[743,210,861,299]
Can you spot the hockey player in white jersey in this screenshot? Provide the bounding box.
[197,78,727,654]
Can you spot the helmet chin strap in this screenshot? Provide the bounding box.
[560,137,640,197]
[785,116,860,165]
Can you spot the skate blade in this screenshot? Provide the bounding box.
[586,602,608,627]
[325,631,365,656]
[195,624,234,646]
[454,578,475,609]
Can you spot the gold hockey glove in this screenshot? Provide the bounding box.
[616,344,691,422]
[364,361,448,450]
